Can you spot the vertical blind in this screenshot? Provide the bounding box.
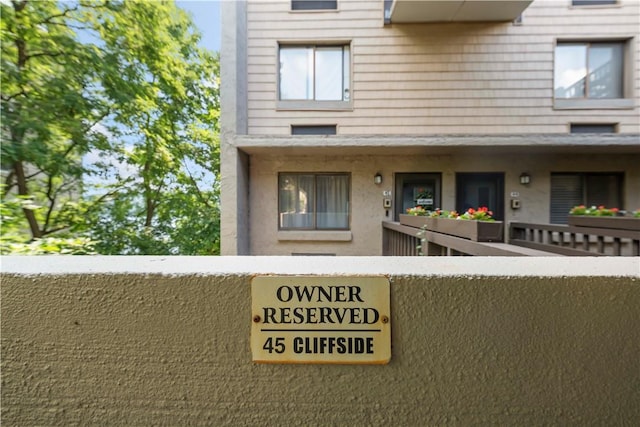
[550,173,623,224]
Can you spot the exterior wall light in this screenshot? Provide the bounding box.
[520,173,531,185]
[374,173,383,185]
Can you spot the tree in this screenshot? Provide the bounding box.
[1,0,220,254]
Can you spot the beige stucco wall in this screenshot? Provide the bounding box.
[2,257,639,425]
[250,152,640,255]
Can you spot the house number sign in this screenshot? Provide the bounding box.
[251,275,391,364]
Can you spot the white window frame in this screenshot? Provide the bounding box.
[277,43,352,111]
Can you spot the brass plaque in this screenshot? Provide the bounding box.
[251,276,391,364]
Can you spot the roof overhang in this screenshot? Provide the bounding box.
[389,0,534,23]
[232,134,640,156]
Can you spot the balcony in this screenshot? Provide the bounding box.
[382,219,640,256]
[385,0,534,23]
[382,221,558,256]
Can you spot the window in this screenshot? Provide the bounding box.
[291,125,337,135]
[279,45,350,103]
[555,42,624,100]
[292,0,337,10]
[572,0,617,5]
[279,173,350,230]
[570,123,617,133]
[550,173,623,224]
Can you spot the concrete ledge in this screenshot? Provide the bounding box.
[2,255,638,276]
[234,133,640,156]
[277,230,353,242]
[2,256,639,425]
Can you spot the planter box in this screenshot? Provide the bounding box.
[399,214,432,229]
[428,217,504,242]
[568,216,640,231]
[399,214,503,242]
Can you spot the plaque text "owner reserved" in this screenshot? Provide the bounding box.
[251,276,391,364]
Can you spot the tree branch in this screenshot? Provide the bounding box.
[181,157,212,209]
[25,50,65,61]
[1,89,27,102]
[3,171,16,196]
[12,160,42,238]
[11,1,27,13]
[41,174,57,234]
[41,225,70,237]
[34,4,80,27]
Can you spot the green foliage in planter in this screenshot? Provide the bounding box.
[569,205,620,217]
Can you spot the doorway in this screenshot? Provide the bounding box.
[455,173,504,221]
[394,173,442,220]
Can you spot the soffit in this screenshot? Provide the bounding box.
[389,0,534,23]
[233,134,640,156]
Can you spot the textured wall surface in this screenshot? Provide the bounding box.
[248,152,640,255]
[2,257,639,425]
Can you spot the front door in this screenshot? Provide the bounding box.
[456,173,504,221]
[394,173,442,220]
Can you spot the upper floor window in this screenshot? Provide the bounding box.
[292,0,337,10]
[554,42,623,100]
[279,45,350,103]
[279,173,350,230]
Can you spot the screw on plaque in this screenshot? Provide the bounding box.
[253,315,261,323]
[381,315,389,324]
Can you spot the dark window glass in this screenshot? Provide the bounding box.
[291,125,337,135]
[572,0,616,5]
[292,0,337,10]
[550,173,623,224]
[570,124,617,133]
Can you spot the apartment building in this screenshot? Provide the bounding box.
[220,0,640,256]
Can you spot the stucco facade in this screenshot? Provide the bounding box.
[221,0,640,255]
